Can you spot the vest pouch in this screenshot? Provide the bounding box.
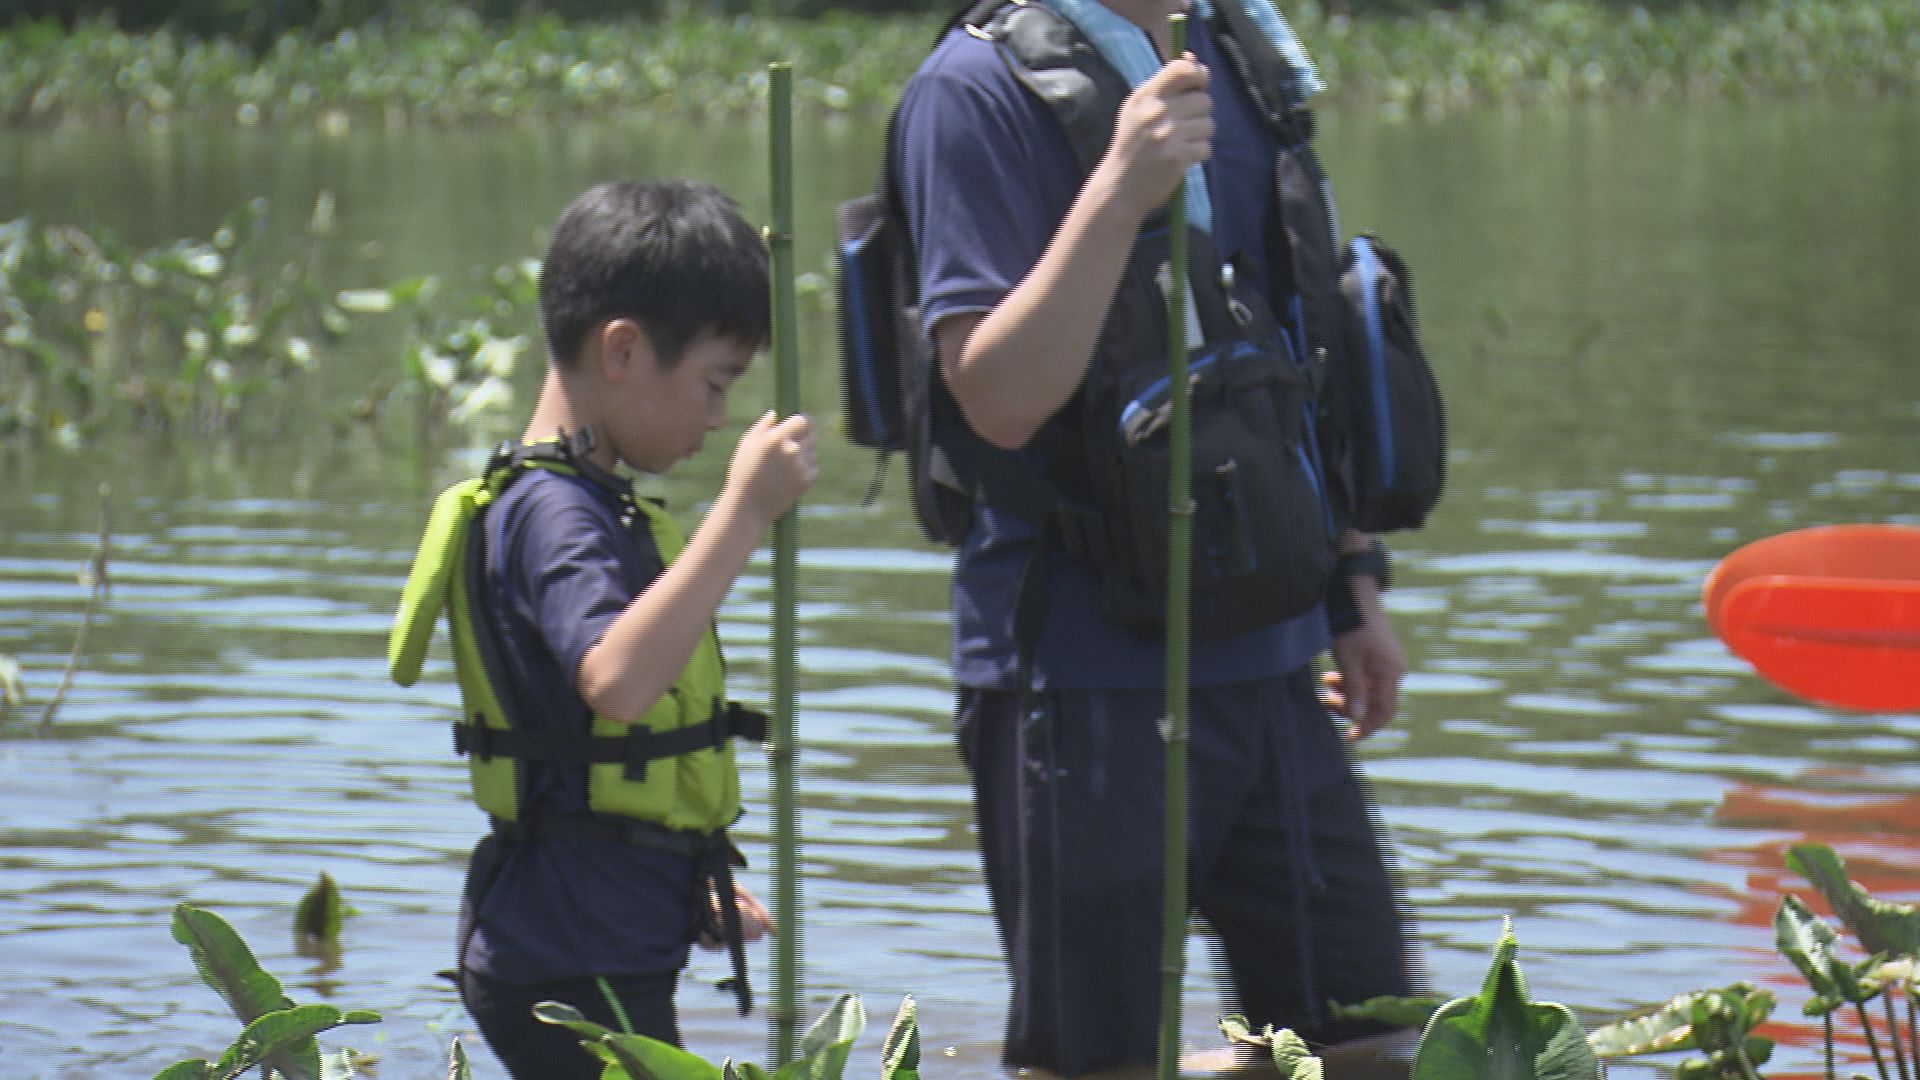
[1328,234,1445,533]
[1102,339,1335,641]
[835,193,906,452]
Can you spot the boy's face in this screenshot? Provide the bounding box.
[605,327,754,475]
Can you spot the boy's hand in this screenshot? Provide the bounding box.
[725,411,818,527]
[698,881,773,950]
[1097,55,1212,221]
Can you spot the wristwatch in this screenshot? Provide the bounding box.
[1337,537,1392,592]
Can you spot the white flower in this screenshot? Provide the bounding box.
[474,336,522,379]
[184,249,223,278]
[335,288,394,314]
[420,351,458,389]
[285,337,315,370]
[184,328,210,354]
[208,359,234,385]
[222,323,259,348]
[449,375,513,426]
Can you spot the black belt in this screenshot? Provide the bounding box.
[491,813,754,1016]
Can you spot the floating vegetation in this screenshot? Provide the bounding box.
[0,196,526,451]
[1,0,1916,128]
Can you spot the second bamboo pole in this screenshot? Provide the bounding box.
[1154,15,1194,1080]
[765,61,804,1071]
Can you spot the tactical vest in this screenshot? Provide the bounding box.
[387,440,765,835]
[944,0,1343,641]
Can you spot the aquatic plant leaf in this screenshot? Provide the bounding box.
[1587,991,1708,1057]
[1787,844,1920,958]
[1219,1017,1324,1079]
[169,902,300,1021]
[597,1036,665,1080]
[294,872,344,951]
[881,995,920,1080]
[447,1036,473,1080]
[1777,895,1863,1003]
[776,994,865,1080]
[208,1004,364,1080]
[154,1061,214,1080]
[1411,923,1600,1080]
[534,1002,719,1080]
[727,1061,774,1080]
[1328,993,1449,1031]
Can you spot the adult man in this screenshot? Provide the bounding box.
[892,1,1423,1074]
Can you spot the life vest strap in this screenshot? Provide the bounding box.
[453,702,770,775]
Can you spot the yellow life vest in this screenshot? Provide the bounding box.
[387,441,764,836]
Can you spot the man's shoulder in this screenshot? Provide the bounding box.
[908,21,1013,95]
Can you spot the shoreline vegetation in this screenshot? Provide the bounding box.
[1,0,1916,129]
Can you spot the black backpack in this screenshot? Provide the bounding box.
[1323,234,1446,533]
[835,110,977,546]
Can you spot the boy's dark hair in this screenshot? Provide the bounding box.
[538,179,770,369]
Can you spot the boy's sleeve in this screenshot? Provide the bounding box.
[508,487,648,691]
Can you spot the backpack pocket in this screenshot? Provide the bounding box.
[1103,338,1336,640]
[835,193,907,452]
[1327,234,1446,533]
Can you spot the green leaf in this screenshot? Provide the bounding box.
[170,904,295,1023]
[447,1037,474,1080]
[154,1061,214,1080]
[1787,844,1920,958]
[774,994,865,1080]
[1218,1017,1323,1079]
[1267,1028,1324,1080]
[534,1003,721,1080]
[1328,993,1450,1032]
[1411,921,1601,1080]
[207,1004,354,1080]
[294,872,344,950]
[1588,991,1709,1057]
[881,996,920,1080]
[1774,891,1866,999]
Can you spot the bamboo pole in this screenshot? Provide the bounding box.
[765,61,804,1070]
[1154,16,1193,1080]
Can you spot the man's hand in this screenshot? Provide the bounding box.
[1321,574,1406,741]
[1096,54,1213,222]
[698,881,774,951]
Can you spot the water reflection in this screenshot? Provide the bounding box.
[4,97,1920,1079]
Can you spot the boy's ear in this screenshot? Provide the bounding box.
[597,318,651,384]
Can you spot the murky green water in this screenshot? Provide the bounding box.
[3,97,1918,1079]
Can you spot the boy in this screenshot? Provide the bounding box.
[390,179,817,1079]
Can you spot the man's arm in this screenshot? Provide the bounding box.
[938,56,1214,449]
[1326,530,1406,740]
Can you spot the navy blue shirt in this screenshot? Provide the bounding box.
[462,466,698,984]
[896,15,1330,690]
